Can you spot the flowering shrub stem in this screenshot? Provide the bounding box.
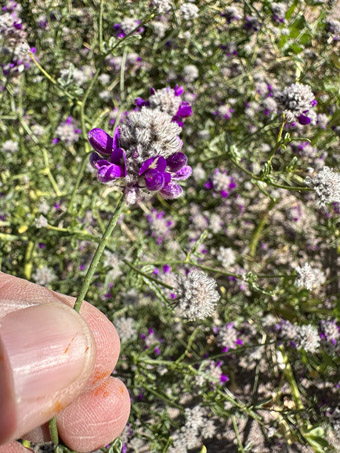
[120,48,128,102]
[73,194,126,312]
[49,416,59,447]
[67,155,89,214]
[24,240,35,280]
[231,415,245,453]
[29,52,75,102]
[80,67,101,141]
[18,117,61,197]
[249,200,277,258]
[267,115,286,165]
[123,259,174,290]
[99,0,104,52]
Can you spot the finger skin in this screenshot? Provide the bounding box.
[0,273,129,450]
[57,377,130,452]
[0,335,16,444]
[0,442,30,452]
[0,272,121,390]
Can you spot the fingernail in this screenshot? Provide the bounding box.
[0,302,95,438]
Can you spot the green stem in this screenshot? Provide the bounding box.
[175,327,200,364]
[29,52,56,84]
[73,195,125,312]
[80,67,101,140]
[67,155,89,214]
[120,47,128,102]
[279,347,304,412]
[99,0,104,52]
[267,116,286,165]
[123,259,174,290]
[29,52,75,101]
[249,200,276,258]
[231,415,245,453]
[236,118,280,147]
[18,118,61,197]
[23,241,35,280]
[230,157,311,192]
[49,416,59,445]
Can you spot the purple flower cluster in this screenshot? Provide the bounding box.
[1,1,35,75]
[113,18,144,38]
[135,85,193,127]
[205,168,237,198]
[88,87,193,204]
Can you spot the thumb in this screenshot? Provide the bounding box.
[0,301,96,445]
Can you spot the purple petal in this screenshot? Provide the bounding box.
[297,114,311,125]
[172,116,184,127]
[160,182,183,199]
[89,152,102,169]
[172,165,192,181]
[139,156,167,175]
[111,147,127,176]
[88,128,113,156]
[166,152,187,172]
[135,97,146,108]
[97,163,123,183]
[174,84,184,96]
[164,172,171,185]
[144,169,166,191]
[113,126,120,150]
[177,101,192,118]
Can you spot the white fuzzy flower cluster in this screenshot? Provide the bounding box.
[271,2,287,20]
[295,324,320,353]
[168,405,216,452]
[320,320,340,343]
[182,64,199,83]
[103,251,122,282]
[280,321,320,353]
[149,87,182,117]
[217,323,238,349]
[35,215,48,228]
[1,139,19,153]
[217,247,236,269]
[120,18,140,35]
[32,266,56,286]
[277,83,315,122]
[295,263,326,291]
[115,317,137,343]
[179,3,199,21]
[174,270,220,320]
[151,0,172,13]
[306,166,340,207]
[56,121,80,144]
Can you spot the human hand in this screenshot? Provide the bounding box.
[0,272,130,453]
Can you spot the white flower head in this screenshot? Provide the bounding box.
[306,166,340,207]
[295,263,325,291]
[174,270,220,320]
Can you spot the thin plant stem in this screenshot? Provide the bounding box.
[80,67,101,140]
[29,52,56,84]
[67,155,89,214]
[18,115,61,197]
[49,416,59,445]
[230,157,312,192]
[73,195,126,312]
[99,0,104,52]
[120,47,128,102]
[267,115,286,165]
[231,415,245,453]
[249,199,277,258]
[123,259,174,290]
